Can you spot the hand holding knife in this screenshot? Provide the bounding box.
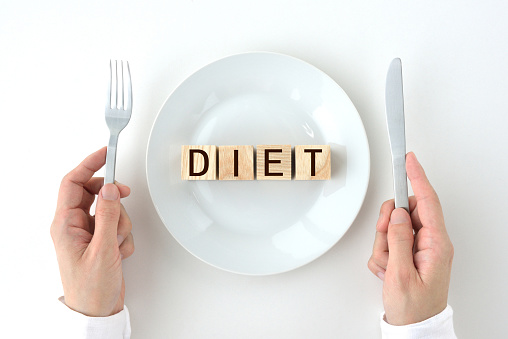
[385,58,409,212]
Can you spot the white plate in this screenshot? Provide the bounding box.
[147,52,370,275]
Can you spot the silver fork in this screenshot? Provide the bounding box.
[105,60,132,184]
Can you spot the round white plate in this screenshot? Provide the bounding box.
[147,52,370,275]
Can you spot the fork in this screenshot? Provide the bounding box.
[105,60,132,184]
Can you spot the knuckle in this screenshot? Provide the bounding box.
[449,243,454,260]
[367,258,377,273]
[388,224,414,244]
[59,208,72,221]
[60,174,68,186]
[50,223,56,240]
[52,209,72,230]
[381,199,395,211]
[432,236,454,263]
[96,207,119,221]
[127,241,135,256]
[372,252,387,266]
[61,172,74,187]
[122,237,135,257]
[439,241,454,265]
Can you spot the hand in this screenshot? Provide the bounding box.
[50,147,135,317]
[368,152,454,325]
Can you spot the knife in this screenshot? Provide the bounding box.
[385,58,409,212]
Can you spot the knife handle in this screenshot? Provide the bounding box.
[392,153,409,213]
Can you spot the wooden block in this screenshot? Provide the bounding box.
[218,145,254,180]
[181,145,217,180]
[294,145,331,180]
[256,145,292,180]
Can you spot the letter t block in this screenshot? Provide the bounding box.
[181,145,217,180]
[295,145,331,180]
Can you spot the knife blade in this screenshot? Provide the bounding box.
[385,58,409,212]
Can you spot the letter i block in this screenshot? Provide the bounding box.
[181,145,217,180]
[218,145,254,180]
[295,145,331,180]
[256,145,292,180]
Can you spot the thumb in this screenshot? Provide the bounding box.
[387,208,415,273]
[94,183,121,244]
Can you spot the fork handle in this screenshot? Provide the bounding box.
[105,133,119,184]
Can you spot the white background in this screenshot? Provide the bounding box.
[1,0,507,338]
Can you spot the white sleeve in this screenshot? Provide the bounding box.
[56,296,131,339]
[380,304,457,339]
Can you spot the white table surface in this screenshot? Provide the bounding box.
[2,1,507,338]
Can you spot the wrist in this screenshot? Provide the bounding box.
[63,294,122,317]
[380,305,456,338]
[384,301,448,326]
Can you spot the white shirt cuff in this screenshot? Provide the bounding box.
[57,296,131,339]
[380,304,457,339]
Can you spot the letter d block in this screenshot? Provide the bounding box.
[181,145,217,180]
[256,145,292,180]
[295,145,331,180]
[218,145,254,180]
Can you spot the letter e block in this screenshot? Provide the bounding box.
[295,145,331,180]
[256,145,292,180]
[181,145,217,180]
[218,145,254,180]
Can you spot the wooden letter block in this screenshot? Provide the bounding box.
[256,145,292,180]
[218,145,254,180]
[181,145,217,180]
[295,145,331,180]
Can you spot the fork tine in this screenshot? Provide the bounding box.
[106,60,112,110]
[115,60,120,109]
[120,60,124,110]
[125,61,132,110]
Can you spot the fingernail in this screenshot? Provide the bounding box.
[101,184,119,201]
[390,208,410,224]
[377,271,385,281]
[117,235,124,246]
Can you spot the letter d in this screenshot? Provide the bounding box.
[189,149,209,176]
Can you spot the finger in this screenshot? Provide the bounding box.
[51,208,92,243]
[84,177,131,198]
[410,205,424,234]
[408,196,417,213]
[92,183,121,246]
[377,199,395,233]
[407,196,425,233]
[367,259,386,280]
[116,204,132,246]
[406,152,437,202]
[406,152,446,232]
[57,147,107,210]
[386,208,416,274]
[116,182,130,198]
[372,231,389,270]
[79,179,131,213]
[119,233,135,259]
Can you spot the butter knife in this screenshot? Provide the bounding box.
[385,58,409,212]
